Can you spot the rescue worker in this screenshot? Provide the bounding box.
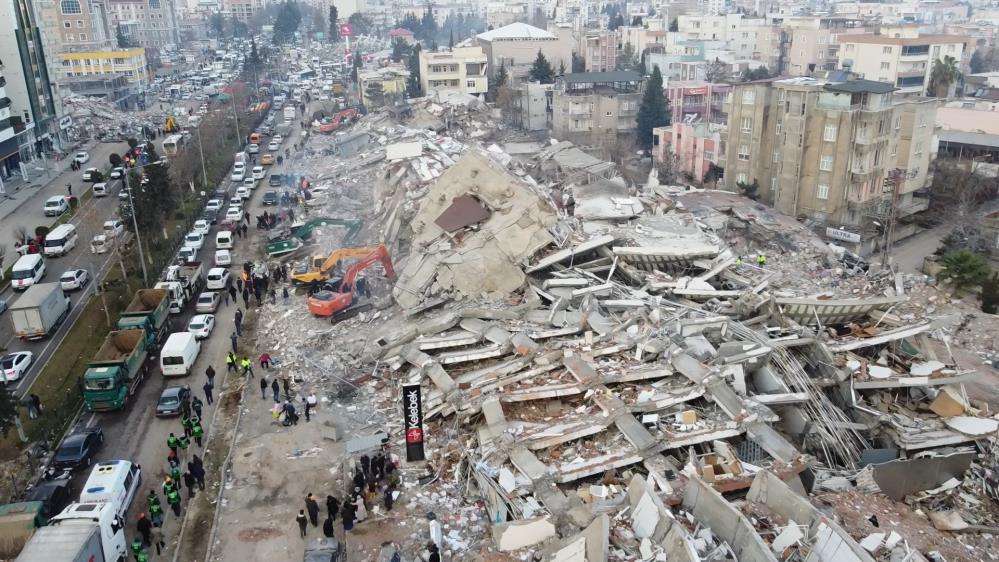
[178,434,190,452]
[169,463,182,485]
[166,485,182,516]
[192,396,204,418]
[226,351,237,372]
[192,418,205,447]
[162,476,177,497]
[757,253,767,267]
[180,415,193,438]
[149,497,164,526]
[241,357,254,377]
[167,433,179,453]
[131,537,144,558]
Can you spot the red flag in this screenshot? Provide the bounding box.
[339,23,353,37]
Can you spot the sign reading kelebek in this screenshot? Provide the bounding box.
[402,384,425,462]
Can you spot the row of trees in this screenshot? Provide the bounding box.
[396,9,487,45]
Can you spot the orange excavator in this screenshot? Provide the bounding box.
[317,108,359,133]
[307,244,396,322]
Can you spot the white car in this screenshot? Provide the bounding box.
[235,186,250,200]
[60,269,90,291]
[184,231,205,250]
[267,140,280,151]
[206,198,224,213]
[229,194,244,208]
[206,267,231,290]
[177,246,198,263]
[193,219,211,236]
[252,166,265,180]
[225,206,243,221]
[242,177,257,190]
[215,249,232,266]
[109,167,124,179]
[92,182,110,197]
[187,314,216,340]
[73,152,90,165]
[195,291,221,313]
[103,220,124,238]
[1,351,34,383]
[44,196,69,216]
[247,143,260,154]
[231,168,245,182]
[273,135,283,144]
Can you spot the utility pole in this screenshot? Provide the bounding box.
[879,168,917,269]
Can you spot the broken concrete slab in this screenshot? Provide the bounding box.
[871,452,975,501]
[492,515,557,551]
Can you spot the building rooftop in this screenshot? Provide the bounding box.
[839,33,969,45]
[824,79,897,94]
[936,106,999,135]
[562,71,644,84]
[476,22,555,41]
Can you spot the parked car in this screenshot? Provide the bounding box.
[215,249,232,266]
[25,478,73,519]
[1,351,34,383]
[92,182,110,197]
[44,196,69,216]
[82,168,103,182]
[267,140,280,151]
[193,220,211,236]
[60,269,90,291]
[184,231,205,251]
[235,186,250,200]
[156,385,191,416]
[51,427,104,471]
[225,207,242,221]
[195,291,220,313]
[187,314,215,339]
[103,220,124,238]
[0,299,7,315]
[262,190,278,206]
[201,208,219,225]
[261,154,275,165]
[177,246,198,263]
[73,152,90,165]
[252,166,265,180]
[247,143,260,154]
[109,167,124,179]
[206,198,224,213]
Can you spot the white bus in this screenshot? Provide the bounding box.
[162,134,186,156]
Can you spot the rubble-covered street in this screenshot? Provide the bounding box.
[210,92,999,561]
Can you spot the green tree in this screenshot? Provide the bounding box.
[348,12,373,35]
[109,153,123,168]
[941,250,990,290]
[489,62,508,101]
[929,55,961,97]
[273,0,302,43]
[400,12,421,33]
[636,65,669,150]
[669,18,678,31]
[209,12,226,37]
[329,5,340,42]
[126,146,176,235]
[702,163,724,187]
[390,37,411,62]
[572,52,586,73]
[116,24,131,48]
[982,271,999,314]
[351,49,362,83]
[529,50,555,83]
[0,384,17,438]
[740,65,770,82]
[617,42,636,71]
[971,49,986,74]
[406,45,423,97]
[609,13,625,30]
[419,7,438,40]
[737,179,760,200]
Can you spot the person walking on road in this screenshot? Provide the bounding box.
[189,461,205,490]
[282,286,290,305]
[282,377,291,400]
[136,513,152,546]
[226,352,237,372]
[192,396,203,418]
[206,365,216,387]
[167,433,179,454]
[260,377,268,399]
[166,486,181,516]
[305,494,320,527]
[203,381,214,405]
[182,471,197,499]
[305,392,317,422]
[242,287,250,307]
[323,516,335,538]
[271,379,280,402]
[234,309,243,335]
[228,285,237,304]
[180,415,193,438]
[296,510,308,537]
[237,278,244,293]
[341,501,355,533]
[241,357,254,377]
[191,418,204,447]
[150,524,165,556]
[259,352,271,369]
[326,495,339,521]
[230,332,238,354]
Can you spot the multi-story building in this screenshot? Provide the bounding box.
[838,26,970,96]
[665,81,731,124]
[59,47,149,95]
[106,0,179,48]
[723,75,936,250]
[552,70,644,153]
[477,22,572,83]
[583,30,616,72]
[222,0,261,22]
[0,0,63,159]
[512,81,552,131]
[419,46,489,97]
[358,66,410,108]
[653,122,726,181]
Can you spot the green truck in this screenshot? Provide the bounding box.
[82,330,150,412]
[115,288,170,348]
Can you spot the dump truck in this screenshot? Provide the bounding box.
[9,283,72,340]
[82,330,150,412]
[115,289,170,347]
[15,502,126,562]
[158,261,205,313]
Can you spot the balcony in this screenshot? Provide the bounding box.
[850,160,874,176]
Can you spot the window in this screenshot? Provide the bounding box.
[919,116,926,128]
[738,145,750,161]
[824,125,837,142]
[60,0,81,14]
[773,149,779,163]
[816,184,830,200]
[76,20,83,27]
[882,46,892,54]
[737,173,748,184]
[80,33,87,40]
[915,142,923,156]
[771,177,778,191]
[880,62,890,70]
[890,145,897,157]
[820,155,833,171]
[776,119,782,134]
[778,89,785,101]
[704,150,715,161]
[467,80,477,89]
[63,21,71,28]
[742,90,755,104]
[740,116,752,132]
[894,116,901,130]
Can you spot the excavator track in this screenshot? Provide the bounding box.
[330,302,373,324]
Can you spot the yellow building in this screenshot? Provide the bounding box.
[358,67,410,108]
[60,48,149,88]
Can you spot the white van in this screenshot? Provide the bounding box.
[216,230,233,250]
[11,254,46,291]
[215,249,232,266]
[160,332,201,376]
[44,224,79,257]
[79,460,142,518]
[92,182,109,197]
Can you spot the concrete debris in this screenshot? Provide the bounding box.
[245,92,999,562]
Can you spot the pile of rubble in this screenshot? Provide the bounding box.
[252,95,999,561]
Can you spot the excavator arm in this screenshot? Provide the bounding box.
[306,244,396,318]
[291,246,378,286]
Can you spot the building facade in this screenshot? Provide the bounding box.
[552,71,644,153]
[512,81,551,131]
[59,47,149,91]
[723,76,936,243]
[419,46,489,97]
[583,30,616,72]
[838,26,970,95]
[106,0,180,48]
[665,81,731,125]
[358,66,410,108]
[653,122,726,181]
[477,22,572,83]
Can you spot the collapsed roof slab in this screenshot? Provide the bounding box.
[774,296,907,325]
[828,322,932,353]
[527,236,617,273]
[681,476,779,562]
[852,370,981,390]
[553,449,647,484]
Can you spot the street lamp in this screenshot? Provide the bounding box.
[230,92,241,143]
[123,158,167,286]
[196,127,208,188]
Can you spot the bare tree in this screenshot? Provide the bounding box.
[929,158,999,256]
[703,59,730,83]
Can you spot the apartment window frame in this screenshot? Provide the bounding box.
[740,116,752,132]
[742,90,755,104]
[738,144,750,161]
[816,183,830,200]
[823,125,837,142]
[820,155,834,171]
[736,172,748,184]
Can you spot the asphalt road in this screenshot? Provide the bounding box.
[0,141,130,397]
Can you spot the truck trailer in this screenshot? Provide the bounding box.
[9,283,72,340]
[115,289,170,347]
[81,330,150,412]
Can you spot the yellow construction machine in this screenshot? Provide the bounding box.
[290,246,379,286]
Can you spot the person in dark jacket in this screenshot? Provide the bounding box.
[136,513,152,545]
[326,495,339,521]
[341,501,355,532]
[296,510,308,537]
[182,471,197,499]
[305,493,320,526]
[322,516,335,538]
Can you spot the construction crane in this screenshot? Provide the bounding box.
[307,245,396,321]
[291,246,379,286]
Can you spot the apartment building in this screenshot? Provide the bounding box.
[222,0,262,22]
[552,71,644,153]
[723,76,935,244]
[477,23,572,83]
[583,30,616,72]
[419,46,489,97]
[106,0,179,48]
[653,122,726,181]
[512,81,552,131]
[60,47,149,92]
[665,81,730,124]
[358,66,410,108]
[838,26,970,95]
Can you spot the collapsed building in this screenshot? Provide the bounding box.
[249,96,999,562]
